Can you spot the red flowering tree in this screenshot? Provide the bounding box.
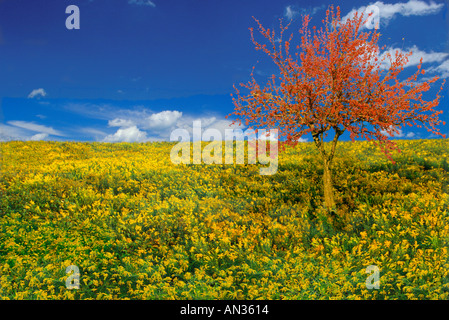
[228,5,446,213]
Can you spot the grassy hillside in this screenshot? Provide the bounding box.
[0,139,448,299]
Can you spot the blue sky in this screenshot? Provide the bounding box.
[0,0,447,142]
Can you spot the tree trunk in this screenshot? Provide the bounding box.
[311,126,343,214]
[323,159,336,212]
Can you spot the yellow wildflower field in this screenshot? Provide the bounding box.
[0,139,448,299]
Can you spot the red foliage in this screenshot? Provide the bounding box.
[227,5,446,162]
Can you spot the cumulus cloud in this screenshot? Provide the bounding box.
[200,118,241,134]
[104,109,242,142]
[257,130,279,141]
[28,88,47,99]
[105,110,183,140]
[103,126,149,142]
[62,102,246,142]
[380,126,416,138]
[380,126,402,137]
[145,110,183,131]
[342,0,444,27]
[173,116,245,142]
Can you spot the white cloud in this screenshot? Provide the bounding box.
[342,0,445,27]
[128,0,156,7]
[0,124,54,141]
[7,120,65,136]
[285,6,297,20]
[105,110,243,142]
[144,110,183,131]
[106,110,184,138]
[387,0,444,16]
[103,126,149,143]
[380,126,415,138]
[196,116,217,128]
[361,43,449,80]
[29,133,49,141]
[284,4,325,20]
[0,124,28,141]
[379,45,449,69]
[28,88,47,99]
[63,102,245,142]
[257,130,279,141]
[174,116,245,141]
[427,59,449,79]
[108,118,135,128]
[403,46,448,66]
[380,125,400,137]
[205,119,245,139]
